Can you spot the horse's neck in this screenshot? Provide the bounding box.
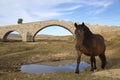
[83,36,93,47]
[76,38,83,45]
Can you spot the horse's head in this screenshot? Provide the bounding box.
[74,22,85,42]
[74,22,93,46]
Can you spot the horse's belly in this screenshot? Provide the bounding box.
[83,52,91,56]
[80,47,102,56]
[83,52,101,56]
[80,47,91,56]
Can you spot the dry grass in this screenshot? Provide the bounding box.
[0,31,120,80]
[93,69,120,79]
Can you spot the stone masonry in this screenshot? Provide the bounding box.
[0,20,74,42]
[0,20,120,42]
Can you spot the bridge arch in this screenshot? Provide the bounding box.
[2,30,22,42]
[32,24,74,42]
[0,20,75,42]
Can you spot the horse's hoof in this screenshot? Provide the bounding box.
[75,71,79,74]
[90,69,94,72]
[90,69,97,72]
[93,69,97,72]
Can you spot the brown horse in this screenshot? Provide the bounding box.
[74,22,107,74]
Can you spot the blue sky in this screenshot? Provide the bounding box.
[0,0,120,35]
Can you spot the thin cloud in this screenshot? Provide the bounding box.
[0,0,76,25]
[86,0,113,7]
[84,0,114,15]
[0,0,117,25]
[62,5,82,11]
[88,8,106,15]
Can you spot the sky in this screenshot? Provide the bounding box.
[0,0,120,36]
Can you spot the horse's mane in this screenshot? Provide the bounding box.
[82,24,93,39]
[82,24,93,47]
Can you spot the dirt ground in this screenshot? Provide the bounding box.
[93,69,120,79]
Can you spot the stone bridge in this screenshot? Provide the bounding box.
[0,20,75,42]
[0,20,120,42]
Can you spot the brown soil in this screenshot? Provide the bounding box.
[93,69,120,79]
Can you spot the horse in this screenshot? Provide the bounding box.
[74,22,107,74]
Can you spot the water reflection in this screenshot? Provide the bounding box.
[20,61,90,74]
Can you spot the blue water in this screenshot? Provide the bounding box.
[20,61,90,74]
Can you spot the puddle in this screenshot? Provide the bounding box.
[20,61,90,74]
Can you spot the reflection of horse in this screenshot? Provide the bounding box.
[74,22,107,74]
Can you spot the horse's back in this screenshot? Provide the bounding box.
[93,34,105,44]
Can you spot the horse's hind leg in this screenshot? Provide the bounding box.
[99,54,107,69]
[93,56,97,70]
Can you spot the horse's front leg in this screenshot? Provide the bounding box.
[90,55,96,71]
[75,51,82,74]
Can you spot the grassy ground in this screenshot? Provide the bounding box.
[0,35,120,80]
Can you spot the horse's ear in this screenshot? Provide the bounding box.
[82,22,85,25]
[74,23,78,28]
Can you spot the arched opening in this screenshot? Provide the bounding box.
[34,26,73,42]
[3,31,22,42]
